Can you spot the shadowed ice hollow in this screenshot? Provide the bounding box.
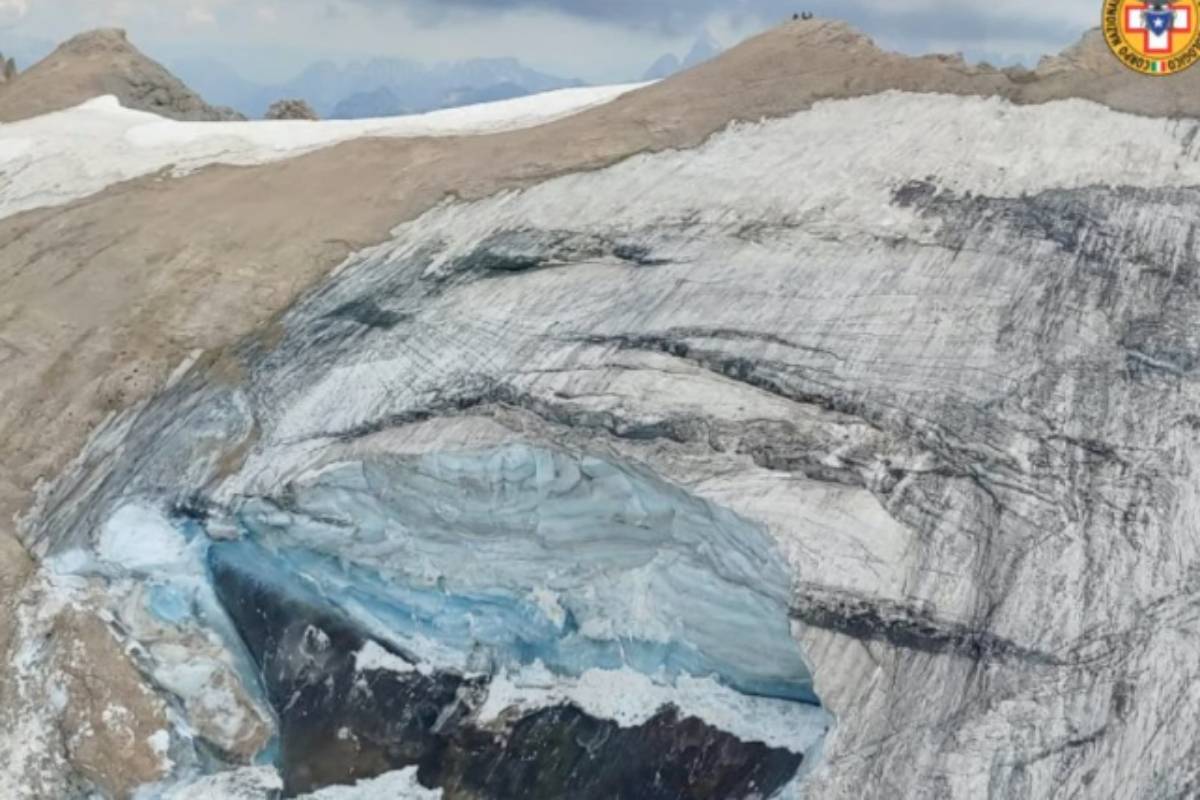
[214,444,829,755]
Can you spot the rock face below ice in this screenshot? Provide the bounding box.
[200,445,824,795]
[18,89,1200,798]
[210,533,806,797]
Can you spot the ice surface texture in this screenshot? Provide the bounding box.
[25,90,1200,799]
[228,446,817,706]
[207,491,814,797]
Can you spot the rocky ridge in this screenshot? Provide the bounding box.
[0,28,244,122]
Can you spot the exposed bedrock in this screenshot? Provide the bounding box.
[209,534,809,798]
[193,442,826,795]
[19,92,1200,798]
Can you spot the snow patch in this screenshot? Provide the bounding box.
[478,663,829,754]
[298,767,441,799]
[97,503,188,572]
[0,83,648,220]
[153,766,283,799]
[354,641,415,675]
[147,729,173,772]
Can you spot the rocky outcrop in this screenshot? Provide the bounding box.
[265,98,319,120]
[52,610,172,799]
[0,586,174,800]
[0,54,16,83]
[0,29,244,122]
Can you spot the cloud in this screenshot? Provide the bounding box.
[0,0,29,27]
[185,4,216,25]
[3,0,1100,86]
[346,0,1097,42]
[355,0,732,33]
[322,2,347,21]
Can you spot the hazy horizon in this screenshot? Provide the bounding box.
[0,1,1104,86]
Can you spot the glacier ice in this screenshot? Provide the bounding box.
[58,446,828,796]
[209,443,828,758]
[222,445,821,707]
[26,88,1200,798]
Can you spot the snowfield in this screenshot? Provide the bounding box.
[0,83,647,220]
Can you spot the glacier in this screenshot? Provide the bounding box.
[223,447,819,706]
[14,86,1200,798]
[47,447,830,796]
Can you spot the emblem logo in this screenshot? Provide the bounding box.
[1104,0,1200,74]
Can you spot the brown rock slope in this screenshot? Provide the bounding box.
[0,28,243,122]
[0,16,1198,686]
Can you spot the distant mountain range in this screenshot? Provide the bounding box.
[0,29,724,121]
[330,86,407,119]
[170,55,583,120]
[643,31,724,81]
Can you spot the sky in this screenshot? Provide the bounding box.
[0,0,1106,84]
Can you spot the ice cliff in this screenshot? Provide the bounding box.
[10,57,1200,800]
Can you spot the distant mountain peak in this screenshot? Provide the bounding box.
[683,29,723,69]
[643,29,724,81]
[56,27,130,56]
[643,53,681,81]
[330,85,406,120]
[242,56,581,119]
[691,28,722,52]
[0,27,243,122]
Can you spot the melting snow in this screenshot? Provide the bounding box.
[0,83,647,220]
[96,503,190,572]
[354,641,416,675]
[299,768,441,799]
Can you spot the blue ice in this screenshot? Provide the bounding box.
[219,444,819,707]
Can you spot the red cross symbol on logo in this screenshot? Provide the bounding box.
[1125,3,1193,53]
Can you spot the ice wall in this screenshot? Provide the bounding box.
[226,445,820,709]
[193,445,828,795]
[58,445,826,796]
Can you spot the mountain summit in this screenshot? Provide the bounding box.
[0,28,243,122]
